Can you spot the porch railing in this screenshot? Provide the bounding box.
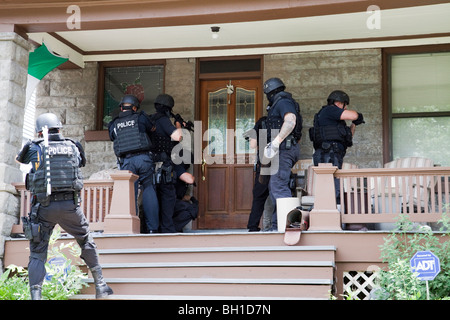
[11,167,450,234]
[11,170,139,234]
[309,164,450,230]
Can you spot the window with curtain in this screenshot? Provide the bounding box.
[390,51,450,166]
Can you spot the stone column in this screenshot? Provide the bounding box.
[0,32,30,270]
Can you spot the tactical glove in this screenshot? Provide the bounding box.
[263,140,280,159]
[352,112,365,125]
[16,140,32,163]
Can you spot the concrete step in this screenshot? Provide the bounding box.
[80,278,333,298]
[79,244,336,300]
[97,245,336,263]
[97,260,334,279]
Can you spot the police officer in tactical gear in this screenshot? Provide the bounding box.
[262,77,302,231]
[16,113,113,300]
[108,94,159,233]
[150,93,183,233]
[309,90,364,201]
[245,116,271,232]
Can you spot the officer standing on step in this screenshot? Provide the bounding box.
[16,113,113,300]
[150,94,184,233]
[108,94,159,233]
[262,78,302,231]
[309,90,364,201]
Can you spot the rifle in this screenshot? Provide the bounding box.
[170,112,194,132]
[42,125,51,196]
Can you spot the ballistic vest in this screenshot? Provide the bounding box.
[266,92,302,141]
[309,105,353,149]
[149,112,177,158]
[112,112,152,157]
[29,138,83,198]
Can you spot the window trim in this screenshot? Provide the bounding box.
[382,44,450,164]
[87,59,166,140]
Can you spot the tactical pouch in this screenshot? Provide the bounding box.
[321,142,331,151]
[22,216,33,240]
[162,165,174,184]
[22,217,41,243]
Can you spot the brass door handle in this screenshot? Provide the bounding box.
[201,158,206,181]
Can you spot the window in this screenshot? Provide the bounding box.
[388,49,450,166]
[97,60,165,130]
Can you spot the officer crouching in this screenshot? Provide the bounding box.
[108,95,160,233]
[16,113,113,300]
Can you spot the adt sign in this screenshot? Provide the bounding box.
[410,251,440,281]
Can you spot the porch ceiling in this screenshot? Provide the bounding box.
[2,1,450,67]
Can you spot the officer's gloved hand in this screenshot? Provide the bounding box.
[264,140,280,159]
[16,140,32,163]
[352,112,365,125]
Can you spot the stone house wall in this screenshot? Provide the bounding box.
[264,48,383,169]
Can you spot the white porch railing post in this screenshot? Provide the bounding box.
[308,163,342,231]
[103,170,140,234]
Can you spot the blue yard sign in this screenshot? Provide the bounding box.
[410,250,441,281]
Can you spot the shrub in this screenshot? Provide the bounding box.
[0,227,88,300]
[376,213,450,300]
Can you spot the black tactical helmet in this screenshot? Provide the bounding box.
[327,90,350,105]
[155,94,174,109]
[263,78,285,94]
[35,113,62,133]
[120,94,140,109]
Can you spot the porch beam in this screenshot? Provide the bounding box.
[27,32,84,68]
[1,0,447,33]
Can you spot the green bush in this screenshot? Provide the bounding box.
[377,213,450,300]
[0,227,88,300]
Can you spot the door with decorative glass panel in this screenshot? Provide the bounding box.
[198,79,262,229]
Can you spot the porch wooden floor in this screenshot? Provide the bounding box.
[4,230,391,300]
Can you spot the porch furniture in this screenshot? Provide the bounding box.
[335,166,449,230]
[370,157,434,229]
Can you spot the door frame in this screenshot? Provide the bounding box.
[192,55,264,229]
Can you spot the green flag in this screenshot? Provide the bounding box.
[22,44,68,146]
[26,43,68,105]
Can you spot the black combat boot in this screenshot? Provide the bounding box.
[30,284,42,300]
[90,265,114,299]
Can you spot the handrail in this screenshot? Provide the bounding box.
[11,179,114,233]
[334,167,450,225]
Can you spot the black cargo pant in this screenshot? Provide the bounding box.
[28,197,99,287]
[247,167,270,231]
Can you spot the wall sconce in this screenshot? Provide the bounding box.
[211,26,220,39]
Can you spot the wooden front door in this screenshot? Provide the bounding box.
[197,79,262,229]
